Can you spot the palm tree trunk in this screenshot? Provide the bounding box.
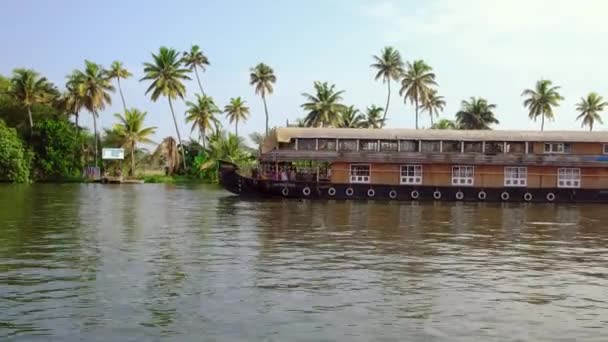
[168,97,187,170]
[262,94,269,135]
[194,66,205,96]
[382,80,391,123]
[74,111,80,131]
[415,97,419,130]
[590,122,593,132]
[92,111,99,167]
[27,106,34,135]
[117,77,127,113]
[130,141,135,177]
[430,110,434,127]
[235,117,239,137]
[541,112,545,132]
[201,127,206,148]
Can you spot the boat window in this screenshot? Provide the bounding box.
[338,139,358,151]
[359,140,378,152]
[278,139,296,150]
[350,164,370,183]
[506,142,526,154]
[604,144,608,154]
[442,141,461,153]
[452,165,474,186]
[544,143,570,154]
[400,165,422,185]
[484,141,504,154]
[558,168,580,188]
[464,142,483,153]
[399,140,419,152]
[297,139,316,150]
[380,140,398,152]
[504,166,527,187]
[420,141,440,153]
[318,139,336,151]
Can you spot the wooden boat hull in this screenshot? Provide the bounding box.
[218,161,608,203]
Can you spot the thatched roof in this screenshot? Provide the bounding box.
[273,127,608,143]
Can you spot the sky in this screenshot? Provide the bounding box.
[2,0,608,144]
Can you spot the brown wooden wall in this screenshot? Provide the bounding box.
[531,142,604,154]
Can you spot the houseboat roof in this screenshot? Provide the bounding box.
[274,127,608,142]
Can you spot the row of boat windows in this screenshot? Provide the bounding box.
[349,164,582,188]
[281,139,590,154]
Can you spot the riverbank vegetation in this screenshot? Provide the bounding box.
[0,45,605,183]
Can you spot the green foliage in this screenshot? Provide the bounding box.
[362,105,385,128]
[431,118,457,129]
[182,45,210,95]
[371,46,405,122]
[301,81,347,127]
[224,97,250,136]
[576,92,606,131]
[400,60,437,129]
[421,88,445,127]
[30,119,84,180]
[141,47,191,101]
[0,120,31,183]
[339,106,364,128]
[249,63,276,134]
[522,79,564,131]
[455,97,499,130]
[185,94,221,146]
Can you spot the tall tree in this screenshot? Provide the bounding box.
[224,97,250,137]
[421,88,445,127]
[522,79,564,132]
[249,63,276,135]
[363,105,385,129]
[301,81,347,127]
[182,45,210,95]
[62,71,85,129]
[74,60,115,166]
[106,61,132,112]
[141,46,191,169]
[339,106,364,128]
[185,94,221,148]
[431,118,457,129]
[576,92,607,131]
[371,46,405,123]
[455,97,499,130]
[112,108,157,177]
[8,69,57,134]
[399,60,437,130]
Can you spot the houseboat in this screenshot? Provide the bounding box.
[218,128,608,203]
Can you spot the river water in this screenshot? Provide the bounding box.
[0,184,607,341]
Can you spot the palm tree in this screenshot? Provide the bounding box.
[249,132,265,151]
[224,97,250,137]
[106,61,132,112]
[8,68,56,134]
[431,118,457,129]
[153,137,180,175]
[422,88,445,127]
[182,45,210,95]
[74,60,115,166]
[249,63,276,135]
[339,106,364,128]
[522,79,564,131]
[63,71,86,129]
[371,46,405,123]
[141,46,191,169]
[200,131,249,172]
[399,60,437,130]
[301,81,347,127]
[112,108,157,176]
[576,92,607,131]
[363,105,385,128]
[455,97,499,130]
[185,94,221,148]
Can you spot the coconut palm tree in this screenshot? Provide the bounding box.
[399,60,437,130]
[576,92,607,131]
[371,46,405,123]
[73,60,115,166]
[200,131,249,171]
[455,97,499,130]
[224,97,250,137]
[8,68,57,134]
[185,94,221,148]
[141,46,191,169]
[522,79,564,132]
[61,71,87,129]
[249,63,276,135]
[301,81,347,127]
[339,106,364,128]
[363,105,385,129]
[182,45,210,95]
[106,61,132,112]
[112,108,157,176]
[431,118,457,129]
[422,88,445,127]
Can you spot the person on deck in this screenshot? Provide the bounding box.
[280,169,288,182]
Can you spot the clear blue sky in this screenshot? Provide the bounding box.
[2,0,607,142]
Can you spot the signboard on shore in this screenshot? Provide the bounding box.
[102,148,125,160]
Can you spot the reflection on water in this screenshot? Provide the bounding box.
[1,184,608,341]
